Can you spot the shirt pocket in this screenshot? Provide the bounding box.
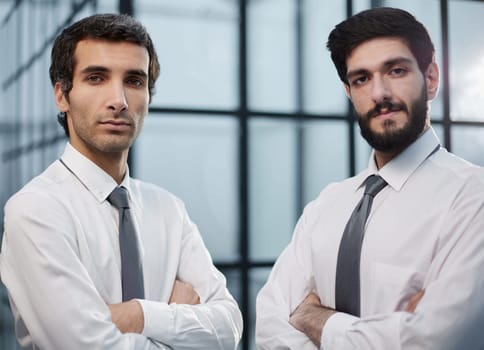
[367,262,425,314]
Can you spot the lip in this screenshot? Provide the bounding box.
[374,109,400,120]
[99,120,132,131]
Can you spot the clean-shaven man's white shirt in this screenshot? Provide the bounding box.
[0,143,242,350]
[256,127,484,349]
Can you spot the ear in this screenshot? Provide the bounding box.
[344,83,351,100]
[54,82,69,112]
[425,61,439,101]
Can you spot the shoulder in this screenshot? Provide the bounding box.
[427,149,484,189]
[5,161,72,215]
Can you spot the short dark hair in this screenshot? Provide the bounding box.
[326,7,435,84]
[49,13,160,135]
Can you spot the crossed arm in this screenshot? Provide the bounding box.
[289,290,425,348]
[109,280,201,334]
[1,192,242,349]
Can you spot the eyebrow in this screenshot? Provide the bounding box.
[80,66,109,75]
[346,56,415,82]
[80,66,148,78]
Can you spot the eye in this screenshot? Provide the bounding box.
[351,76,368,86]
[86,75,103,83]
[389,67,407,76]
[126,77,145,87]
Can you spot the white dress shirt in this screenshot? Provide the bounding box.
[0,143,243,350]
[256,127,484,350]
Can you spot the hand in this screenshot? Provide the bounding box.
[289,293,335,348]
[169,280,201,305]
[108,299,144,334]
[405,289,425,313]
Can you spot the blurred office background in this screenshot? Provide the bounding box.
[0,0,483,349]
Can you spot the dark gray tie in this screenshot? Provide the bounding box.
[108,186,145,301]
[335,175,387,316]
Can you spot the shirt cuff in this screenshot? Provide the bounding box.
[137,299,173,340]
[321,312,359,349]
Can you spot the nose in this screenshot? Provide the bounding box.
[107,81,128,113]
[370,75,391,104]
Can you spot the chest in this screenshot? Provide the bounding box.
[309,182,453,313]
[66,195,182,302]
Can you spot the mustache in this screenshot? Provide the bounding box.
[366,101,407,119]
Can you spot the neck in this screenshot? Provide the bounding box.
[374,149,401,169]
[70,142,128,184]
[97,153,128,184]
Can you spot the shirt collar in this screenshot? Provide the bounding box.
[60,143,132,203]
[364,127,441,192]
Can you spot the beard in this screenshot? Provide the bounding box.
[357,86,428,153]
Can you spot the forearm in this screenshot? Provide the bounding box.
[289,301,336,348]
[139,298,242,349]
[1,235,165,350]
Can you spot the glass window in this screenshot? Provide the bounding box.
[134,114,239,262]
[95,0,117,12]
[449,0,484,121]
[137,1,238,109]
[451,126,484,166]
[249,268,272,350]
[249,118,297,260]
[303,120,349,203]
[432,123,445,144]
[303,0,347,114]
[248,0,296,112]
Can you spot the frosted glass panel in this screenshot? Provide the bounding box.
[353,0,370,14]
[95,0,117,12]
[451,126,484,167]
[138,1,238,109]
[449,1,484,121]
[303,120,349,203]
[249,268,272,350]
[134,115,239,262]
[249,119,297,260]
[303,0,347,114]
[432,124,444,145]
[248,0,296,112]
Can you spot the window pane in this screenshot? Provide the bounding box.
[249,268,272,350]
[449,1,484,121]
[137,1,238,109]
[432,123,445,144]
[451,126,484,167]
[248,0,296,112]
[353,0,370,14]
[303,120,349,203]
[95,0,117,12]
[249,118,297,260]
[303,0,347,114]
[134,115,239,262]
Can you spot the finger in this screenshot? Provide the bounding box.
[304,293,321,306]
[405,290,425,312]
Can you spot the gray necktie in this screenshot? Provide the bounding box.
[335,175,387,316]
[108,186,145,301]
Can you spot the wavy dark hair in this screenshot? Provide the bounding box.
[49,13,160,135]
[326,7,435,84]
